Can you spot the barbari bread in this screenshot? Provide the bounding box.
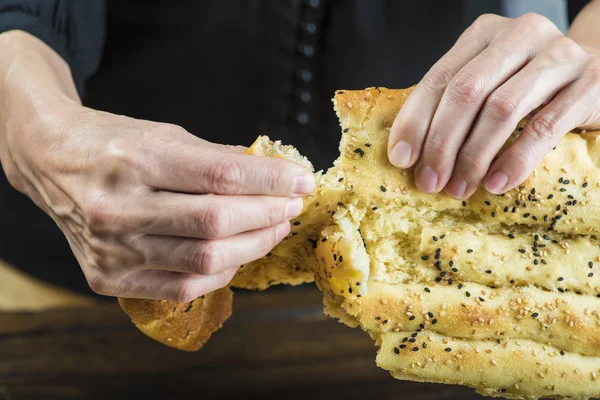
[119,86,600,399]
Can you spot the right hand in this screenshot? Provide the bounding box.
[0,31,315,302]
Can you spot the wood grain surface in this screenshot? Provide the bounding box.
[0,285,485,400]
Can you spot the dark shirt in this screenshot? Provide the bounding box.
[0,0,587,293]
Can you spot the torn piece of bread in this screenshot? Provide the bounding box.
[316,87,600,399]
[119,136,347,351]
[119,86,600,399]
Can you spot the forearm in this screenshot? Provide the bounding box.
[0,30,79,189]
[568,0,600,56]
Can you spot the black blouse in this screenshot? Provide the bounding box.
[0,0,586,292]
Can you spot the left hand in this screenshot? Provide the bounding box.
[387,13,600,199]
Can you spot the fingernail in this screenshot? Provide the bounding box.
[485,172,508,194]
[285,197,304,219]
[292,172,316,196]
[389,140,412,168]
[275,221,291,242]
[415,166,438,193]
[446,177,467,199]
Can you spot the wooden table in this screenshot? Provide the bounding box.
[0,285,484,399]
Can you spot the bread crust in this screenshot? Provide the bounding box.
[315,87,600,399]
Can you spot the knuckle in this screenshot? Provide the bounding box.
[585,57,600,82]
[192,241,224,275]
[209,160,244,193]
[424,133,454,161]
[83,191,120,233]
[172,281,202,303]
[486,90,521,123]
[102,137,137,169]
[421,67,454,94]
[553,36,583,59]
[4,168,26,192]
[447,72,486,107]
[200,201,232,239]
[518,13,554,32]
[86,273,112,296]
[527,115,560,143]
[457,150,489,182]
[473,13,498,29]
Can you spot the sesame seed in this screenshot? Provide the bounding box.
[519,249,526,253]
[409,316,416,321]
[462,201,467,207]
[424,287,431,293]
[532,313,539,318]
[433,236,438,242]
[548,194,554,199]
[560,350,565,355]
[466,291,471,297]
[564,180,570,184]
[485,270,492,274]
[380,185,387,192]
[590,262,594,268]
[485,201,491,206]
[524,213,530,218]
[467,249,473,253]
[394,347,400,354]
[558,277,564,281]
[458,283,464,289]
[445,348,452,352]
[412,347,419,352]
[421,255,429,260]
[508,234,515,239]
[584,182,589,188]
[589,273,594,277]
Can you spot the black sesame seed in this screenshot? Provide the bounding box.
[531,188,536,194]
[508,233,515,239]
[424,287,431,293]
[524,213,530,218]
[423,342,428,349]
[512,207,517,213]
[402,337,408,343]
[458,283,464,289]
[558,277,564,281]
[400,344,406,349]
[381,185,387,192]
[589,273,594,277]
[293,221,301,226]
[559,177,563,183]
[485,270,492,274]
[534,259,539,265]
[339,256,343,262]
[492,212,496,218]
[479,297,485,302]
[558,288,565,293]
[548,194,554,199]
[412,347,419,352]
[394,347,400,354]
[435,254,441,260]
[435,277,442,282]
[365,143,371,147]
[409,316,416,321]
[584,182,589,188]
[541,259,546,264]
[556,205,561,211]
[433,236,438,242]
[504,206,509,212]
[462,201,467,207]
[543,235,550,240]
[532,216,538,221]
[432,318,438,324]
[448,279,453,285]
[564,180,570,184]
[485,201,491,206]
[467,249,473,253]
[411,332,418,337]
[343,128,349,132]
[560,188,566,192]
[560,350,565,356]
[436,248,441,253]
[590,262,594,268]
[440,234,446,239]
[419,323,425,330]
[519,249,526,253]
[466,291,471,297]
[421,255,429,260]
[445,348,452,352]
[531,312,539,318]
[333,254,337,261]
[452,268,458,273]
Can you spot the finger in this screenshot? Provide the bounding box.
[415,17,563,194]
[131,221,290,275]
[448,37,587,199]
[143,145,315,196]
[102,267,238,302]
[388,14,504,170]
[141,193,303,239]
[92,190,303,239]
[484,75,598,194]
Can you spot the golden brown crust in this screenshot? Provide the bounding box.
[316,87,600,399]
[118,287,233,352]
